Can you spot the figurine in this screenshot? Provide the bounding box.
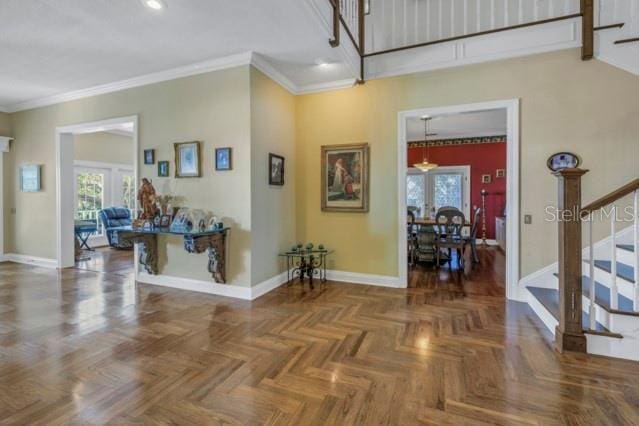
[138,178,159,220]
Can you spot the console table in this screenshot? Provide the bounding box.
[111,226,229,283]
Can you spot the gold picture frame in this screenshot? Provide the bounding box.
[174,141,202,178]
[321,143,369,212]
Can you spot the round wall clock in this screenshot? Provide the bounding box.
[547,152,580,172]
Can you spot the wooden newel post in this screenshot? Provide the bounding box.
[554,168,589,353]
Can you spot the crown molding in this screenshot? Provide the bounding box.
[5,51,254,113]
[249,52,298,94]
[297,78,358,95]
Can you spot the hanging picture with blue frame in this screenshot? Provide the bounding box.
[20,164,41,192]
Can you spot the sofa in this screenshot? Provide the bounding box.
[99,207,133,249]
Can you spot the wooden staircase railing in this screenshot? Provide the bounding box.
[555,170,639,353]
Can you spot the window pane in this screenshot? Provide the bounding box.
[407,174,426,216]
[75,172,105,235]
[122,175,135,213]
[433,173,462,211]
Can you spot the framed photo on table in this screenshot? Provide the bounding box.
[321,143,369,212]
[174,141,201,178]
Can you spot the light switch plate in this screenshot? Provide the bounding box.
[524,214,532,224]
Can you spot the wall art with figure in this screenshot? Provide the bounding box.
[321,143,369,212]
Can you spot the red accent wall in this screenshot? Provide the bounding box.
[408,143,506,239]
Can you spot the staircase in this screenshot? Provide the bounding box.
[595,0,639,76]
[525,176,639,361]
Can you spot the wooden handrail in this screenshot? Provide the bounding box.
[329,0,340,48]
[581,178,639,216]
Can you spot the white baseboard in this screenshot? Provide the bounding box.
[326,269,402,288]
[137,271,289,301]
[251,271,289,299]
[1,253,59,269]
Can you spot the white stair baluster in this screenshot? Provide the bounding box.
[611,205,618,310]
[589,216,596,330]
[634,190,639,311]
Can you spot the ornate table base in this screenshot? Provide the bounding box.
[283,252,331,290]
[116,229,227,283]
[184,233,227,284]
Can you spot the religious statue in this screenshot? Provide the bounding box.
[138,178,159,220]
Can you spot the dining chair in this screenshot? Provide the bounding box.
[407,210,417,266]
[434,209,466,269]
[464,207,482,263]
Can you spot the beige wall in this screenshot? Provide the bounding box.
[249,68,297,285]
[73,131,133,165]
[0,112,11,136]
[8,66,254,286]
[296,49,639,278]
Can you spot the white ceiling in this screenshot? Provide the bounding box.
[0,0,356,110]
[406,109,507,141]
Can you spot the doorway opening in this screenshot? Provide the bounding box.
[55,116,138,278]
[398,100,519,300]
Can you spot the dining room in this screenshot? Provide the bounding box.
[405,109,508,294]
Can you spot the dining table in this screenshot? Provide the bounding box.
[409,218,471,227]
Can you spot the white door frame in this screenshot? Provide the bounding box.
[55,115,139,273]
[398,99,520,300]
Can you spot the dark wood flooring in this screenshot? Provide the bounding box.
[1,247,639,424]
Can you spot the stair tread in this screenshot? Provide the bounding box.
[526,286,611,333]
[617,244,634,252]
[553,273,635,313]
[591,259,636,284]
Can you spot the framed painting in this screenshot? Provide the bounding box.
[269,153,284,186]
[20,164,41,192]
[158,161,169,177]
[174,141,201,178]
[321,143,369,212]
[215,147,232,171]
[144,149,155,165]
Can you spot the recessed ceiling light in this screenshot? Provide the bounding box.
[315,58,332,68]
[141,0,167,11]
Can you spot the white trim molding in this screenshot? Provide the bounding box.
[2,254,59,269]
[326,270,402,288]
[137,271,290,301]
[398,99,520,299]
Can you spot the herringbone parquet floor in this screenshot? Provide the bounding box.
[1,248,639,425]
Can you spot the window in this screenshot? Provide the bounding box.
[75,171,105,234]
[74,163,134,243]
[406,166,470,218]
[432,173,463,211]
[407,173,426,216]
[122,174,135,212]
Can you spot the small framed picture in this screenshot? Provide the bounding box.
[158,161,169,177]
[174,141,202,178]
[496,169,506,178]
[269,153,285,186]
[144,149,155,165]
[160,215,172,228]
[215,147,232,171]
[20,164,41,192]
[481,174,492,184]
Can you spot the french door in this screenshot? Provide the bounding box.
[407,166,470,219]
[74,162,134,245]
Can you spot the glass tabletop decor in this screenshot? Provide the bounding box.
[279,243,333,289]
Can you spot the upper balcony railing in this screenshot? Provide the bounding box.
[365,0,582,55]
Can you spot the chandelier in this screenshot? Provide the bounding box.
[413,115,438,172]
